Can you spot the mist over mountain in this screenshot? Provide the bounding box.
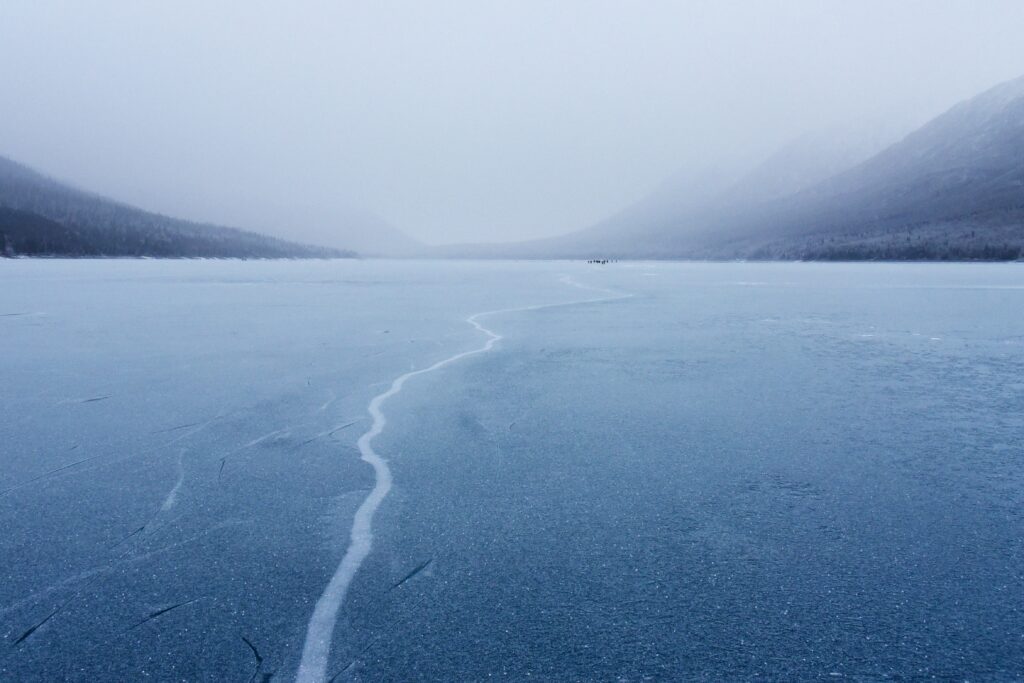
[0,156,351,258]
[228,202,423,258]
[442,74,1024,261]
[430,122,897,259]
[724,122,905,205]
[5,70,1023,262]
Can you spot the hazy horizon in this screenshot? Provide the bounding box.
[3,1,1024,247]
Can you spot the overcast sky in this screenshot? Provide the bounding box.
[2,1,1024,246]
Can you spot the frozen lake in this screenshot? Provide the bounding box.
[2,259,1023,680]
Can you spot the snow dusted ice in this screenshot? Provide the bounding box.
[2,259,1024,680]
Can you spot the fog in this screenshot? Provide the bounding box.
[2,1,1023,248]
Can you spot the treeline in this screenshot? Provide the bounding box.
[801,243,1023,261]
[747,224,1024,262]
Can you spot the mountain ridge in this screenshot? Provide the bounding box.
[440,74,1024,261]
[0,155,353,258]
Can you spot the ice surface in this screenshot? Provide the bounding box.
[1,259,1023,680]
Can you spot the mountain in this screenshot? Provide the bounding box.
[548,123,905,259]
[436,120,904,259]
[0,155,351,258]
[449,74,1024,261]
[708,74,1024,260]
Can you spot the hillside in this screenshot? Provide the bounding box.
[445,74,1024,261]
[713,74,1024,260]
[0,156,351,258]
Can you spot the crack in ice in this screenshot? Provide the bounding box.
[295,275,629,682]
